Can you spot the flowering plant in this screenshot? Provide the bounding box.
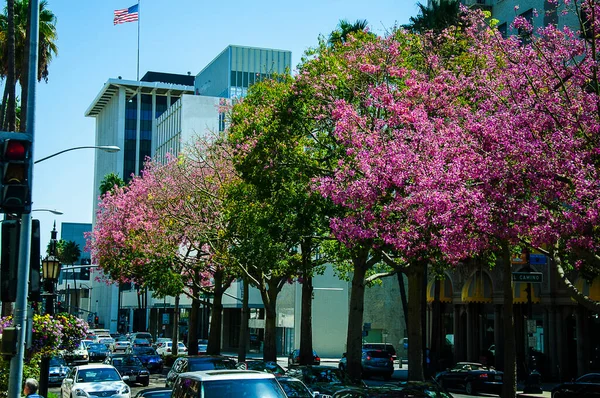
[29,314,62,357]
[55,313,90,351]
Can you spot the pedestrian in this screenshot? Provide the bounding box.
[23,378,43,398]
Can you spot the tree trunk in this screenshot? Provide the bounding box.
[345,252,369,383]
[0,84,9,130]
[407,262,426,381]
[6,0,16,131]
[501,243,517,398]
[238,278,249,362]
[299,275,314,365]
[172,295,180,356]
[188,296,200,356]
[207,271,225,355]
[431,280,442,374]
[262,281,279,362]
[398,272,408,333]
[19,0,32,132]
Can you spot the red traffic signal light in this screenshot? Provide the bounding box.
[0,132,33,214]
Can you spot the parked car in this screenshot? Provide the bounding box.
[339,349,394,380]
[362,343,397,362]
[331,382,453,398]
[134,387,173,398]
[198,339,208,353]
[62,341,90,366]
[288,349,321,367]
[276,376,314,398]
[285,365,365,397]
[87,342,111,362]
[237,360,285,376]
[170,370,287,398]
[127,346,164,374]
[156,341,188,357]
[165,355,237,388]
[551,372,600,397]
[48,355,70,386]
[435,361,502,395]
[104,354,151,387]
[60,364,131,398]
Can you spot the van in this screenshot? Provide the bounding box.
[362,343,397,361]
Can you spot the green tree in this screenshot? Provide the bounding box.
[99,172,126,196]
[0,0,58,130]
[328,19,370,47]
[404,0,462,33]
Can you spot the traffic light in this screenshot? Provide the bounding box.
[1,220,20,302]
[94,315,99,325]
[1,219,42,302]
[80,266,90,280]
[0,132,33,214]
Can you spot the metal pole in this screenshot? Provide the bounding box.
[38,279,54,398]
[7,0,38,396]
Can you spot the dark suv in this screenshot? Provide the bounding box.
[362,343,397,362]
[166,355,237,388]
[339,349,394,380]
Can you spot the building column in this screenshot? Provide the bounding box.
[576,306,589,376]
[548,306,558,379]
[467,304,474,361]
[453,304,462,362]
[494,304,503,370]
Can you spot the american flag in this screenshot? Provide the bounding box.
[114,4,139,25]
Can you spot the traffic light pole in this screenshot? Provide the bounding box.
[7,1,38,397]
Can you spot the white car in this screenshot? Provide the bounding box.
[113,340,132,352]
[156,341,188,357]
[61,364,131,398]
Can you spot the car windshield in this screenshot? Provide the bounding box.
[189,359,236,371]
[577,374,600,383]
[77,368,121,383]
[202,379,286,398]
[134,347,157,355]
[278,380,313,398]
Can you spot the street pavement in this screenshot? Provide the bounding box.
[48,354,554,397]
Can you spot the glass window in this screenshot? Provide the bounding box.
[202,379,285,398]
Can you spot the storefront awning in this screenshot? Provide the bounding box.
[575,276,600,301]
[513,281,541,304]
[461,271,493,303]
[426,278,453,303]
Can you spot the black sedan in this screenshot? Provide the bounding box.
[435,362,502,395]
[127,346,164,374]
[103,353,150,386]
[285,365,365,397]
[165,355,237,388]
[237,360,286,376]
[87,343,111,362]
[551,373,600,397]
[288,349,321,367]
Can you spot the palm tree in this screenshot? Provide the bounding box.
[0,0,58,130]
[404,0,462,33]
[99,173,127,196]
[328,19,370,47]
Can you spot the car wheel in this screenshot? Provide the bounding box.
[465,381,476,395]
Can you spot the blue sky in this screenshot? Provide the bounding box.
[29,0,416,248]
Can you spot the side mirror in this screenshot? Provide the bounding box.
[122,375,130,381]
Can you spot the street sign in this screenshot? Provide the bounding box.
[512,272,543,283]
[529,254,547,265]
[510,252,527,265]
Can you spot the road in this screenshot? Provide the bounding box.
[49,359,496,398]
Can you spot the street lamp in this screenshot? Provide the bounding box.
[34,145,120,164]
[38,222,61,398]
[32,208,63,215]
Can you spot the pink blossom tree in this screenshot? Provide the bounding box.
[88,132,238,355]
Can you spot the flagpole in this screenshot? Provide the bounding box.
[137,0,140,81]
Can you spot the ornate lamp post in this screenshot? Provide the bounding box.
[38,222,61,398]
